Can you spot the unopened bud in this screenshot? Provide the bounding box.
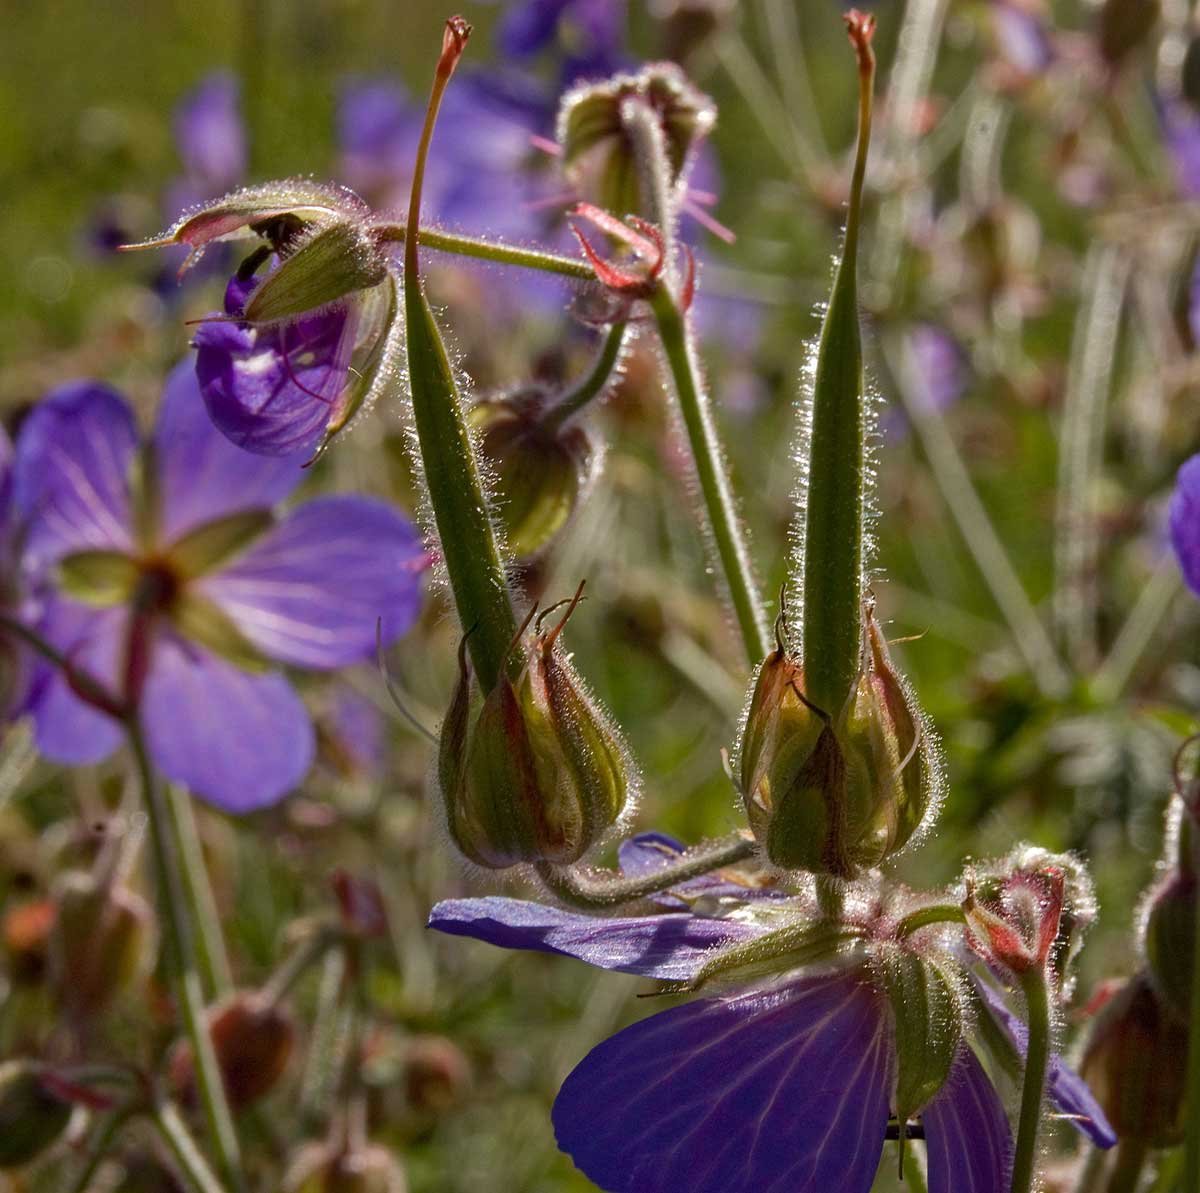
[284,1141,407,1193]
[1143,873,1195,1019]
[558,63,715,219]
[439,588,635,869]
[50,872,155,1014]
[170,990,295,1111]
[736,606,939,878]
[1080,972,1187,1146]
[0,1061,73,1169]
[469,387,595,558]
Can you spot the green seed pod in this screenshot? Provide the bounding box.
[50,872,154,1015]
[1143,874,1196,1019]
[284,1142,407,1193]
[0,1061,72,1169]
[877,949,964,1143]
[1080,972,1187,1147]
[737,607,939,878]
[557,63,715,219]
[469,387,595,558]
[439,590,634,869]
[170,991,295,1112]
[1096,0,1160,68]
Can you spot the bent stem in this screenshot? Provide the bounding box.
[535,833,756,909]
[895,903,966,938]
[543,321,630,432]
[130,723,244,1193]
[650,285,771,665]
[1010,968,1051,1193]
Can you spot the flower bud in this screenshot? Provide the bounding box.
[0,1061,73,1169]
[469,386,595,558]
[169,991,295,1111]
[557,63,715,219]
[284,1141,407,1193]
[1143,873,1195,1019]
[50,872,155,1014]
[1080,972,1187,1146]
[963,854,1068,977]
[439,588,634,869]
[736,607,939,878]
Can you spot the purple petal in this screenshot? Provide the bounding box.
[174,72,246,191]
[972,977,1117,1147]
[618,832,784,907]
[427,897,762,980]
[1171,456,1200,598]
[323,685,386,779]
[141,635,314,812]
[14,382,137,569]
[992,3,1054,75]
[0,423,13,527]
[552,972,892,1193]
[499,0,572,57]
[923,1045,1013,1193]
[192,276,358,458]
[1158,96,1200,201]
[156,358,307,542]
[25,598,126,765]
[199,495,425,670]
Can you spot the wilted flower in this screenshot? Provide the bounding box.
[431,834,1113,1193]
[14,363,425,810]
[438,586,635,868]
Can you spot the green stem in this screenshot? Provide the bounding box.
[649,286,770,665]
[1185,853,1200,1193]
[150,1100,230,1193]
[901,1138,929,1192]
[1072,1146,1110,1193]
[895,904,966,938]
[543,321,629,433]
[67,1103,138,1193]
[535,833,756,909]
[374,222,591,280]
[299,945,348,1132]
[166,784,233,999]
[1103,1139,1148,1193]
[402,20,519,692]
[260,925,339,1006]
[799,16,874,719]
[130,724,244,1193]
[1010,968,1052,1193]
[1091,561,1183,701]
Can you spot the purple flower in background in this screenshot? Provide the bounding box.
[431,836,1114,1193]
[173,72,247,196]
[13,362,426,812]
[1157,95,1200,200]
[990,1,1054,77]
[0,427,34,719]
[496,0,628,84]
[193,272,360,457]
[1170,455,1200,596]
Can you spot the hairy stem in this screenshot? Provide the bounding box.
[131,724,244,1193]
[1185,867,1200,1193]
[535,833,756,909]
[1010,968,1051,1193]
[150,1099,230,1193]
[895,904,966,938]
[650,286,771,664]
[543,321,629,432]
[374,222,592,280]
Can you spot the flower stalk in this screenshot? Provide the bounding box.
[542,321,629,433]
[1186,861,1200,1192]
[1010,967,1051,1193]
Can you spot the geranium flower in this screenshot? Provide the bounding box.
[430,835,1114,1193]
[13,360,426,811]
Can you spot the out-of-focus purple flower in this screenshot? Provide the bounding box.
[1170,455,1200,596]
[991,1,1054,76]
[319,686,387,782]
[430,834,1114,1193]
[1157,95,1200,200]
[884,324,967,438]
[174,72,246,196]
[496,0,628,83]
[193,272,360,457]
[14,363,426,812]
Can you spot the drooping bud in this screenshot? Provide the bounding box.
[877,948,964,1159]
[0,1061,73,1168]
[439,587,635,869]
[557,63,715,221]
[50,871,155,1014]
[1143,872,1195,1019]
[962,849,1079,977]
[1079,972,1187,1146]
[736,603,940,878]
[169,990,295,1111]
[284,1141,407,1193]
[469,386,595,558]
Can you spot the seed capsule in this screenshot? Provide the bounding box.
[439,588,634,869]
[0,1061,73,1169]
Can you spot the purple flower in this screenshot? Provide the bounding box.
[193,273,360,457]
[1157,95,1200,200]
[1170,455,1200,596]
[13,362,426,812]
[430,836,1115,1193]
[174,72,246,195]
[991,2,1054,76]
[496,0,628,84]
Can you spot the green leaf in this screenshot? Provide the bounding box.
[57,551,140,607]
